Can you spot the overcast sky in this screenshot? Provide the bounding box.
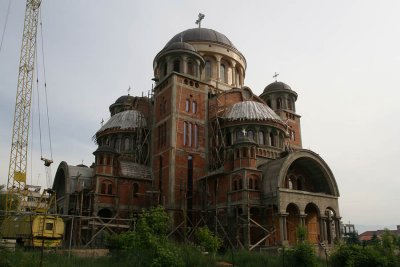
[1,0,399,230]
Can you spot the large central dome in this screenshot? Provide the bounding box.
[164,28,237,51]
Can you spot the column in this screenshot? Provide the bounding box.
[230,60,236,86]
[300,213,307,227]
[320,216,328,243]
[215,55,222,81]
[279,213,288,245]
[182,56,188,74]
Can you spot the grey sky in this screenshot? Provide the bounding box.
[1,0,399,228]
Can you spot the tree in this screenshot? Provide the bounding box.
[195,226,222,257]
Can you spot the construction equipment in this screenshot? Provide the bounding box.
[1,0,64,248]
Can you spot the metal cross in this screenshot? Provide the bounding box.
[128,85,131,95]
[273,72,279,82]
[195,13,205,28]
[241,128,247,137]
[100,118,104,126]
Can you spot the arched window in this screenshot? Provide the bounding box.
[192,101,197,114]
[239,179,243,189]
[101,183,106,194]
[266,99,272,108]
[233,180,238,191]
[258,131,264,145]
[205,60,212,79]
[194,124,198,147]
[220,63,226,83]
[173,59,180,72]
[124,137,130,151]
[270,132,275,146]
[188,123,192,147]
[254,179,259,190]
[185,99,190,112]
[242,147,247,157]
[163,63,167,77]
[236,129,243,140]
[247,130,254,141]
[277,98,282,109]
[287,98,293,110]
[107,183,113,195]
[249,179,253,189]
[133,183,139,198]
[183,122,187,145]
[187,60,194,76]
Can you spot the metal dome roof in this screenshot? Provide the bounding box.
[263,81,292,92]
[97,110,146,134]
[114,95,135,104]
[164,41,197,52]
[165,28,236,50]
[223,101,282,122]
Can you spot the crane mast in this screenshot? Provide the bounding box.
[6,0,42,214]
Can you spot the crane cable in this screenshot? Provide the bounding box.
[35,7,53,171]
[0,0,12,55]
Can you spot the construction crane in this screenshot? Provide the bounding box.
[1,0,64,248]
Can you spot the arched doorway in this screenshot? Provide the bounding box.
[305,203,320,244]
[286,203,300,245]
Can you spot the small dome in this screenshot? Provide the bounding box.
[263,81,292,93]
[115,95,135,104]
[223,101,282,122]
[165,28,236,50]
[97,110,146,134]
[164,41,197,53]
[234,135,258,146]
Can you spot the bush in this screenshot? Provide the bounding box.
[195,226,222,257]
[286,242,318,267]
[330,244,390,267]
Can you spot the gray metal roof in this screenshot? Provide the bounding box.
[223,101,282,122]
[97,110,146,134]
[165,28,236,50]
[67,165,93,192]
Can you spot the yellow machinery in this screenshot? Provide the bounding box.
[1,0,64,248]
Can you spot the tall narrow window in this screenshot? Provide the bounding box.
[247,130,254,141]
[277,98,282,109]
[163,63,167,77]
[205,60,212,79]
[133,183,139,198]
[258,131,264,145]
[188,123,192,147]
[270,132,275,146]
[287,98,293,110]
[220,63,226,83]
[124,137,130,151]
[187,61,194,76]
[107,183,113,195]
[192,101,197,114]
[173,59,180,72]
[185,99,190,112]
[194,124,198,147]
[183,122,187,145]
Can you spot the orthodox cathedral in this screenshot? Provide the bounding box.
[53,25,341,249]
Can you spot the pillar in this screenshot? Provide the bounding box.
[320,216,328,243]
[279,213,289,245]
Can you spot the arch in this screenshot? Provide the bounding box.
[286,203,301,245]
[305,203,320,244]
[97,208,113,222]
[247,130,254,141]
[276,150,340,196]
[187,60,194,76]
[258,131,264,145]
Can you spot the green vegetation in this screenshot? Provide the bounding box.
[330,229,400,267]
[1,211,399,267]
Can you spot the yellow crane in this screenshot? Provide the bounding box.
[1,0,64,248]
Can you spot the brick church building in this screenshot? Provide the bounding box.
[53,26,341,249]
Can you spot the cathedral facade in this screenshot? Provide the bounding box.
[53,27,340,248]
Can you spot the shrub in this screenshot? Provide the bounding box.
[195,226,222,257]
